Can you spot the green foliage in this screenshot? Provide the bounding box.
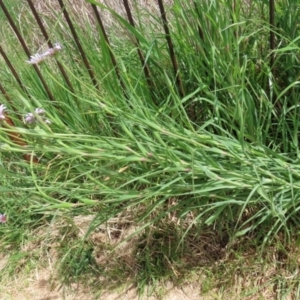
[1,0,300,295]
[58,240,100,283]
[135,225,185,288]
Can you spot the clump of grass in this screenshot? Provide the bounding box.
[1,0,300,297]
[135,225,185,289]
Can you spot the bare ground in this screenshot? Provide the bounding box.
[0,215,288,300]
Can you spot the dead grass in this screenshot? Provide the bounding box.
[1,213,300,300]
[29,0,175,30]
[7,0,176,64]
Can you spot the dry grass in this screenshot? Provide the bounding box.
[30,0,175,29]
[1,213,300,299]
[10,0,175,62]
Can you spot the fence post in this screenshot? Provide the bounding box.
[26,0,75,94]
[57,0,98,89]
[157,0,184,98]
[0,0,55,102]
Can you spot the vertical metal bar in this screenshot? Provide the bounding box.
[156,0,184,97]
[0,83,17,112]
[122,0,154,95]
[0,45,30,97]
[269,0,275,70]
[26,0,75,94]
[57,0,98,89]
[91,4,128,99]
[193,1,207,63]
[231,0,238,38]
[0,0,55,102]
[193,1,204,41]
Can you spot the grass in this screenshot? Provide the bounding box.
[1,0,300,298]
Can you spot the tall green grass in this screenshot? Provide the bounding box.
[1,0,300,292]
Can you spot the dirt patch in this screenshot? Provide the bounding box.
[0,214,283,300]
[1,269,201,300]
[0,215,203,300]
[1,268,93,300]
[0,215,291,300]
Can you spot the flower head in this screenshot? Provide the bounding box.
[41,48,55,57]
[0,214,7,224]
[24,112,36,124]
[35,108,46,115]
[24,108,50,125]
[53,43,62,52]
[26,53,46,65]
[0,104,6,120]
[26,43,62,65]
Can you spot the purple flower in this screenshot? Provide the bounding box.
[0,214,7,224]
[35,108,46,115]
[24,108,51,125]
[53,43,63,53]
[0,104,6,120]
[26,43,63,65]
[24,112,36,124]
[26,53,46,65]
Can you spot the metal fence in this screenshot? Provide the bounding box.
[0,0,277,161]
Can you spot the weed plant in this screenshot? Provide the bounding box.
[1,0,300,296]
